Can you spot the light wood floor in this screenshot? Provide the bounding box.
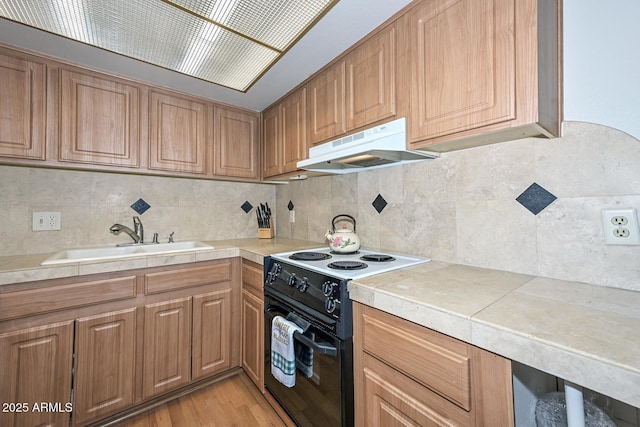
[117,374,287,427]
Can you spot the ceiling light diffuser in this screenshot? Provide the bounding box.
[0,0,338,91]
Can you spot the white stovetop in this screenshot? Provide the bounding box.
[270,247,430,280]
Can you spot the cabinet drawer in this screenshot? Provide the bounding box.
[241,260,263,293]
[361,352,471,426]
[0,276,137,321]
[361,308,471,410]
[145,261,232,295]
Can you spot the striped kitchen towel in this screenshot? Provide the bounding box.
[295,331,314,378]
[271,315,302,387]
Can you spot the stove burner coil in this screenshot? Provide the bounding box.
[289,252,332,261]
[327,261,368,270]
[360,254,396,262]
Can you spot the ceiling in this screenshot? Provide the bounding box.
[0,0,413,111]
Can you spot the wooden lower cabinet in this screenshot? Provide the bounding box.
[73,308,137,425]
[142,297,193,399]
[0,260,240,427]
[241,289,263,389]
[240,260,264,391]
[353,302,514,427]
[0,321,74,427]
[192,289,233,379]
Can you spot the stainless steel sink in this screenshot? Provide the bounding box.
[41,241,214,265]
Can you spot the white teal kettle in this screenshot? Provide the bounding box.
[325,214,361,253]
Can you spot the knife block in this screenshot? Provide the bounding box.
[258,222,274,239]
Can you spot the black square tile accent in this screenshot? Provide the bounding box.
[516,183,557,215]
[130,198,150,215]
[287,201,295,211]
[241,201,253,213]
[372,194,388,214]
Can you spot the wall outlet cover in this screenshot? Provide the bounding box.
[33,212,61,231]
[601,208,640,245]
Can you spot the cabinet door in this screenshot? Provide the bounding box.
[149,90,210,174]
[281,88,307,173]
[241,260,264,391]
[142,297,192,399]
[241,289,263,390]
[262,88,307,178]
[73,308,136,425]
[0,321,73,427]
[192,289,233,380]
[59,69,140,167]
[0,51,46,160]
[307,62,345,146]
[407,0,515,143]
[262,105,282,178]
[345,25,396,130]
[214,107,259,179]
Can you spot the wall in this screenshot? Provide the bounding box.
[2,0,639,291]
[564,0,640,139]
[275,121,640,291]
[0,167,275,256]
[273,0,640,292]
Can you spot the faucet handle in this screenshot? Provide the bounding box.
[168,232,175,243]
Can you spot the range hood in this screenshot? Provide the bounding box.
[297,117,438,174]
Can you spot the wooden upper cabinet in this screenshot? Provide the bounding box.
[304,23,398,148]
[59,68,140,167]
[148,90,210,174]
[307,62,345,146]
[0,50,47,160]
[214,107,259,179]
[262,105,281,178]
[345,24,397,130]
[262,87,307,178]
[281,88,307,172]
[408,0,515,142]
[407,0,560,149]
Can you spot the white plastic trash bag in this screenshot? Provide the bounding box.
[535,392,616,427]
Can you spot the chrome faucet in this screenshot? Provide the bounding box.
[109,216,144,244]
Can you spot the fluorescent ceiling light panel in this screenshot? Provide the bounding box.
[0,0,338,91]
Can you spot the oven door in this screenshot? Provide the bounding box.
[264,294,353,427]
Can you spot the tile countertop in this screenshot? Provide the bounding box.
[348,260,640,410]
[0,238,321,286]
[1,241,638,409]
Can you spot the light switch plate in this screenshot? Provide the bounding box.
[33,212,61,231]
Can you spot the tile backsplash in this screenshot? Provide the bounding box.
[1,121,639,291]
[275,121,640,291]
[0,168,275,256]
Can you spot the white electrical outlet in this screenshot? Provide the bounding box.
[32,212,61,231]
[601,208,640,245]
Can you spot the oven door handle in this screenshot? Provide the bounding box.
[293,331,337,356]
[265,306,338,356]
